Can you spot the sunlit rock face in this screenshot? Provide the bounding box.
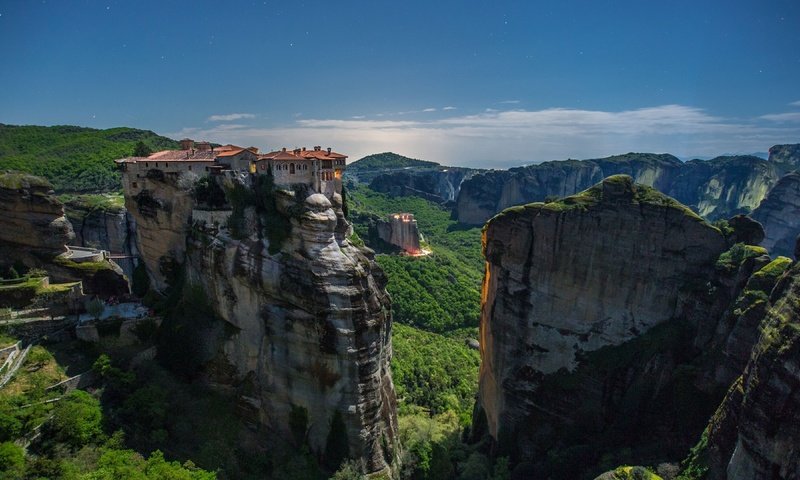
[455,148,800,226]
[376,213,422,253]
[0,173,74,264]
[752,172,800,258]
[123,171,399,476]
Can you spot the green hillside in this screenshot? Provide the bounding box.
[348,151,440,171]
[347,184,483,332]
[0,124,179,192]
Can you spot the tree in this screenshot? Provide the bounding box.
[133,141,152,157]
[50,390,103,448]
[0,441,24,479]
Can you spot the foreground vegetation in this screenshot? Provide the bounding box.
[347,184,483,332]
[0,124,178,192]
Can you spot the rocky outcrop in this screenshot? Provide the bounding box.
[0,173,74,266]
[123,172,195,292]
[65,201,138,279]
[123,171,399,475]
[472,176,766,478]
[455,150,798,226]
[767,143,800,171]
[369,167,479,204]
[697,259,800,480]
[376,213,422,253]
[751,172,800,258]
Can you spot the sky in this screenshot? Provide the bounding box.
[1,0,799,168]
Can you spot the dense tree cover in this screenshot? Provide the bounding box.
[0,124,178,192]
[347,152,439,172]
[392,324,480,421]
[348,184,483,332]
[0,337,217,479]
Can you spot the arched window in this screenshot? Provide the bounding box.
[290,163,295,174]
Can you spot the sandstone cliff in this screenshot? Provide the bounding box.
[455,150,796,226]
[123,170,399,475]
[369,167,479,204]
[0,172,74,265]
[688,257,800,480]
[376,213,422,254]
[64,198,138,279]
[472,175,771,478]
[751,172,800,258]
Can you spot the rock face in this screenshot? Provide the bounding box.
[65,203,139,279]
[767,143,800,170]
[701,260,800,480]
[477,176,727,440]
[376,213,422,253]
[369,167,479,204]
[0,173,74,265]
[123,171,399,475]
[455,150,798,226]
[751,172,800,258]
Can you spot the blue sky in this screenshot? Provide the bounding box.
[1,0,799,167]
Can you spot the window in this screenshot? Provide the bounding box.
[145,162,149,167]
[290,163,295,174]
[132,182,138,188]
[189,165,192,171]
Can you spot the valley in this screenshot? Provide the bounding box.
[0,125,799,480]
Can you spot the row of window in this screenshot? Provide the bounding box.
[274,163,309,174]
[142,162,193,171]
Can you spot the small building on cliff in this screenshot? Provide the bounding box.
[377,213,422,254]
[116,140,346,199]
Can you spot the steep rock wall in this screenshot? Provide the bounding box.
[455,150,796,226]
[123,171,399,475]
[751,172,800,258]
[369,167,478,204]
[0,173,74,266]
[66,206,139,279]
[474,176,739,476]
[700,259,800,480]
[376,214,421,253]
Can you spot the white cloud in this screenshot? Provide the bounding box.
[760,112,800,122]
[206,113,256,122]
[169,104,800,168]
[422,108,437,112]
[498,100,520,104]
[443,106,457,110]
[790,100,800,107]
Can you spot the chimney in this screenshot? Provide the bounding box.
[196,141,211,151]
[180,138,194,150]
[314,146,321,151]
[282,147,287,152]
[327,147,331,154]
[302,147,306,151]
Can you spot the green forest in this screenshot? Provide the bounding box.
[0,125,178,192]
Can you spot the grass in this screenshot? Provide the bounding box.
[715,243,769,272]
[53,255,115,273]
[0,171,53,190]
[60,192,126,216]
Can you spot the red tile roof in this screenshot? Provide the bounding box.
[215,148,253,158]
[147,149,217,161]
